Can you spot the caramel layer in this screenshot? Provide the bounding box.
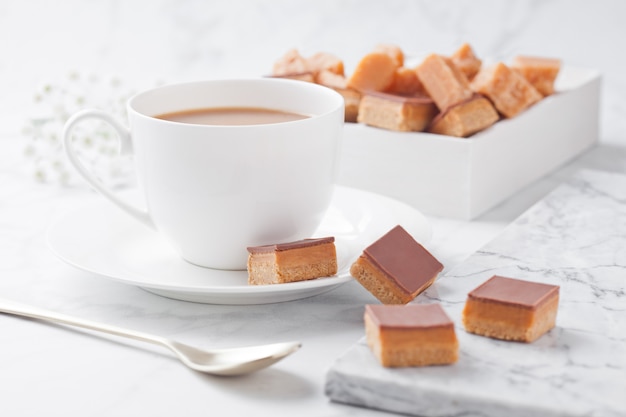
[462,294,559,342]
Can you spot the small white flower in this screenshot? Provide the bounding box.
[22,71,139,188]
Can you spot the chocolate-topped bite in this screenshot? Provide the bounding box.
[357,91,438,132]
[363,226,442,294]
[247,237,337,285]
[364,303,459,367]
[427,94,499,137]
[350,225,443,304]
[462,275,560,342]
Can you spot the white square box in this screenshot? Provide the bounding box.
[336,67,600,219]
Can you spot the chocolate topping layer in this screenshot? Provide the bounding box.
[366,304,453,329]
[363,225,443,293]
[247,237,334,254]
[468,275,559,309]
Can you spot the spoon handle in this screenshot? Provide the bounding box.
[0,298,167,347]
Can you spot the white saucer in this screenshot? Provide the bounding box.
[47,185,432,305]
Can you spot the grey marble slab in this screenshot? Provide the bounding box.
[325,169,626,417]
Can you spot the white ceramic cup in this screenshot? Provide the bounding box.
[62,78,344,270]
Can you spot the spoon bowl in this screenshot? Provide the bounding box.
[0,298,301,376]
[166,339,302,376]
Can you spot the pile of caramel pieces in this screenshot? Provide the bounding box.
[272,44,561,138]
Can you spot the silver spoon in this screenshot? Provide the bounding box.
[0,299,301,376]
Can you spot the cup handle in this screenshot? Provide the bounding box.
[62,109,154,230]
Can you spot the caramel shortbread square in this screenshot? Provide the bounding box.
[247,237,337,285]
[357,91,438,132]
[350,225,443,304]
[365,304,459,367]
[428,94,499,137]
[462,275,559,342]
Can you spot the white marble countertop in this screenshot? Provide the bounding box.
[326,169,626,417]
[1,1,626,416]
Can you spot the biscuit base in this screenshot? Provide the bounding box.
[462,294,559,342]
[350,256,435,304]
[365,314,459,367]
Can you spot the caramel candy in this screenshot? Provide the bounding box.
[273,50,345,83]
[385,67,428,96]
[247,237,337,285]
[462,275,559,342]
[373,43,405,67]
[316,70,347,89]
[450,43,482,81]
[273,49,309,76]
[365,304,459,367]
[347,52,398,92]
[350,225,443,304]
[306,51,345,78]
[357,91,437,132]
[471,62,543,118]
[428,94,499,137]
[511,55,561,96]
[415,53,473,111]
